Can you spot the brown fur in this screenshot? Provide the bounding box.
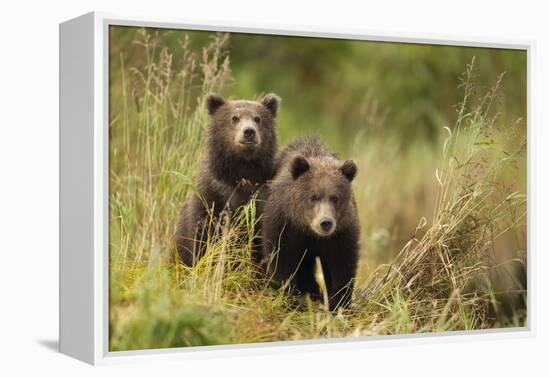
[261,136,360,310]
[174,93,281,266]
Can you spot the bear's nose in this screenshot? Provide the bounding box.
[243,127,256,141]
[320,218,333,232]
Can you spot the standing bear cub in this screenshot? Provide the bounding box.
[174,93,281,266]
[261,136,360,310]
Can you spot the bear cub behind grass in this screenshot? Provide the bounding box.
[174,93,281,266]
[261,136,360,311]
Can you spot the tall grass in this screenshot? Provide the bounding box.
[109,30,527,351]
[109,30,233,349]
[356,60,527,331]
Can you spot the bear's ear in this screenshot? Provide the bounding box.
[340,160,357,182]
[290,156,309,179]
[205,93,225,115]
[261,93,281,117]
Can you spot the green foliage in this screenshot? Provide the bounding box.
[110,26,526,153]
[110,258,232,350]
[108,28,527,352]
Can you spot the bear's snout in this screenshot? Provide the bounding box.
[243,127,256,142]
[234,118,261,149]
[310,201,337,237]
[320,218,334,233]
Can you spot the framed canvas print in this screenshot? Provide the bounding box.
[59,12,532,365]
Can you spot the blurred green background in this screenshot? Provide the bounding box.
[110,27,526,151]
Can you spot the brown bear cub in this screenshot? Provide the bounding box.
[261,136,360,310]
[174,93,281,266]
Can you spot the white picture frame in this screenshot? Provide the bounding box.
[59,11,534,365]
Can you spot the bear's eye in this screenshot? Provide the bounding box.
[330,195,339,204]
[310,195,320,203]
[254,116,261,124]
[231,115,240,124]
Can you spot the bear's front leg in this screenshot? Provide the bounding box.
[326,273,354,311]
[295,253,321,301]
[318,233,359,311]
[263,221,309,290]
